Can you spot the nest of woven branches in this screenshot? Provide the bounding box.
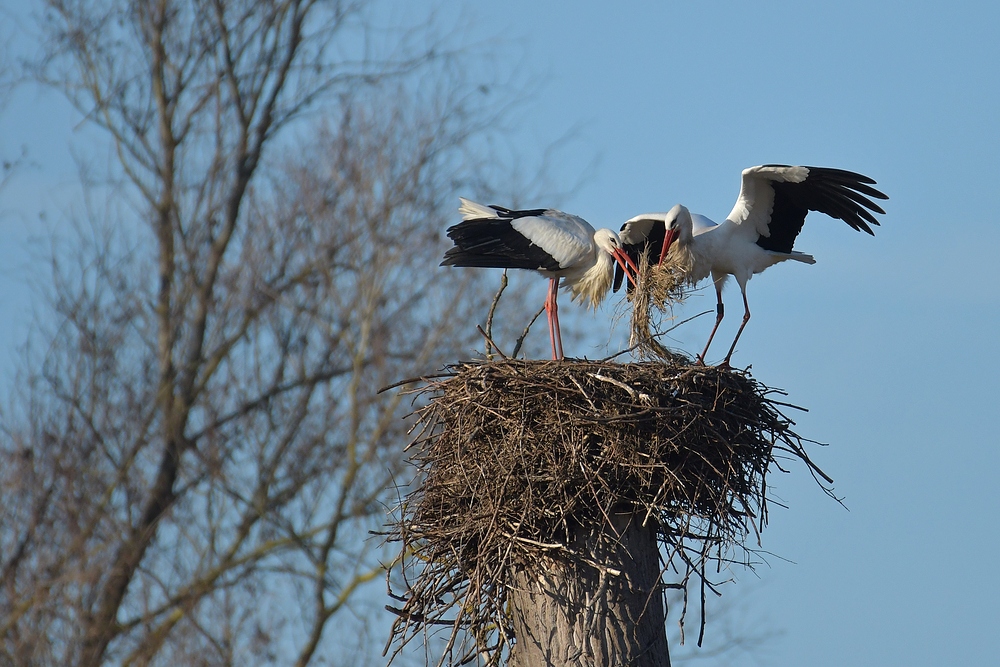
[384,358,830,666]
[628,244,696,359]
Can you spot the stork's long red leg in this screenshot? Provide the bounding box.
[544,281,556,360]
[721,287,751,367]
[551,278,564,359]
[697,280,726,365]
[544,277,563,360]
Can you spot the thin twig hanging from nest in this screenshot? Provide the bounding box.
[383,358,832,666]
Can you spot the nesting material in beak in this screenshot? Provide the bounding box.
[629,242,694,359]
[613,248,640,288]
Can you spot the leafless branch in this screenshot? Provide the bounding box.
[1,2,535,665]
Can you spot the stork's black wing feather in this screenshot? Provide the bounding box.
[613,218,666,293]
[756,165,888,254]
[442,217,562,272]
[488,205,549,219]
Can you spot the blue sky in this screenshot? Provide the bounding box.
[452,3,1000,665]
[2,1,999,665]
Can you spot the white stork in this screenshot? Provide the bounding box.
[614,165,888,367]
[443,198,638,360]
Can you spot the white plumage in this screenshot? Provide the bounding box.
[444,198,638,359]
[616,164,888,366]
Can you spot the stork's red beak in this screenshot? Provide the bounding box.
[658,228,679,265]
[613,249,639,288]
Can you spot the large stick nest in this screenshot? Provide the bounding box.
[384,358,830,666]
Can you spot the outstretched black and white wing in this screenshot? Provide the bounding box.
[727,165,888,253]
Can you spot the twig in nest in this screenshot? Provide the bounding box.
[476,325,509,360]
[587,372,652,404]
[601,310,712,363]
[484,270,508,361]
[511,305,545,359]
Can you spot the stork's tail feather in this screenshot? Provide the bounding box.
[458,198,498,221]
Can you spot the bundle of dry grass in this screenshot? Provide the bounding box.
[628,244,695,359]
[384,358,830,666]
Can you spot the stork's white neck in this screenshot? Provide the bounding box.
[568,249,614,310]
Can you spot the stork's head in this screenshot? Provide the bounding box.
[594,229,639,288]
[658,204,692,264]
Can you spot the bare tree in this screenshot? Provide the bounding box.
[0,1,525,665]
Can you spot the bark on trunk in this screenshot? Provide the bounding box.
[508,513,670,667]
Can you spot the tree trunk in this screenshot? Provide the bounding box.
[508,513,670,667]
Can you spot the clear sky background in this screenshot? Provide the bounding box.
[450,3,1000,666]
[2,1,999,666]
